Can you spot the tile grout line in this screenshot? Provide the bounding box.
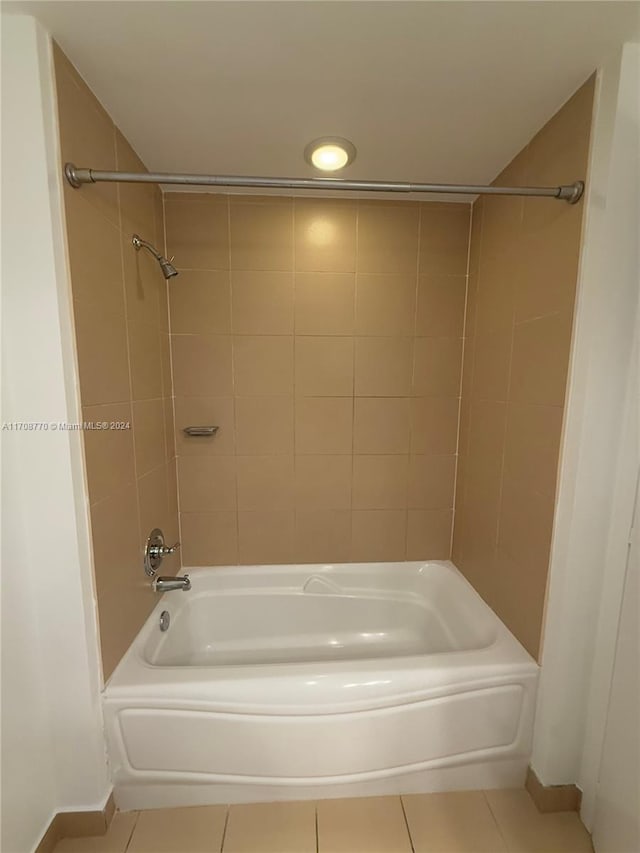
[406,202,422,558]
[482,791,512,853]
[350,202,359,560]
[315,803,319,853]
[123,810,141,853]
[450,200,475,558]
[219,805,230,853]
[292,199,298,561]
[226,196,242,566]
[494,192,524,553]
[399,795,416,853]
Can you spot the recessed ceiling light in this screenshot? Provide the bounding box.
[304,137,357,172]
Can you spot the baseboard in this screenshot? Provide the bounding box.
[526,767,582,813]
[35,792,115,853]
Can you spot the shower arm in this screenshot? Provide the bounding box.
[132,234,162,260]
[64,163,584,204]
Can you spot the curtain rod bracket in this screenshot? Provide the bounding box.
[63,163,584,203]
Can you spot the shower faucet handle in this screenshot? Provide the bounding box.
[144,528,180,577]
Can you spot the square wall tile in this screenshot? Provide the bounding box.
[358,203,420,274]
[180,512,238,566]
[294,199,357,272]
[235,396,294,454]
[164,194,229,270]
[169,270,231,334]
[355,273,417,336]
[295,336,354,396]
[89,484,141,603]
[64,192,125,316]
[353,397,410,454]
[238,510,294,564]
[516,220,580,324]
[412,337,463,397]
[295,272,355,335]
[406,509,453,559]
[474,248,519,335]
[128,321,164,401]
[295,397,353,454]
[509,311,573,406]
[410,397,460,455]
[231,270,294,334]
[132,398,166,477]
[122,234,163,332]
[419,204,471,276]
[174,396,235,456]
[230,201,293,271]
[178,455,237,511]
[233,335,294,395]
[74,301,131,406]
[355,337,414,396]
[171,334,233,397]
[236,455,295,510]
[416,275,467,337]
[408,455,456,509]
[294,509,352,564]
[295,455,352,509]
[352,455,409,509]
[82,402,135,504]
[470,328,513,402]
[351,510,407,561]
[503,402,564,498]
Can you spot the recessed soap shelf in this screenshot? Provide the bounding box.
[183,425,219,437]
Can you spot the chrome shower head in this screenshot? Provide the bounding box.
[158,257,179,279]
[132,234,179,280]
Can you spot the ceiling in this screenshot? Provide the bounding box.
[7,1,640,199]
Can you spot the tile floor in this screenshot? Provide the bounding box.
[53,789,594,853]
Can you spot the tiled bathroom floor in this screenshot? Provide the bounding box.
[52,789,593,853]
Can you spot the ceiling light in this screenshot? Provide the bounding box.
[304,137,356,172]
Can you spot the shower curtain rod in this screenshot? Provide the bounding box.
[64,163,584,203]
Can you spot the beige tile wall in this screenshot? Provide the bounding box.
[54,46,179,679]
[165,195,470,566]
[452,77,595,660]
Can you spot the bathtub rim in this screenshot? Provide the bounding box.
[104,560,538,715]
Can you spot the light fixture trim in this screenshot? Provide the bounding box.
[304,136,357,172]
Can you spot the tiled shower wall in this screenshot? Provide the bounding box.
[54,46,179,679]
[452,78,595,659]
[164,196,470,565]
[56,40,592,674]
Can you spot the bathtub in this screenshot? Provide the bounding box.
[103,561,538,810]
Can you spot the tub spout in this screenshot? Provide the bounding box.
[153,574,191,593]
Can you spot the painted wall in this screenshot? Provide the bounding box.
[1,16,110,853]
[531,42,639,812]
[53,46,180,679]
[164,195,470,565]
[452,78,595,660]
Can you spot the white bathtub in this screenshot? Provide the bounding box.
[103,561,538,810]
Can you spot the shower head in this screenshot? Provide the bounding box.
[158,257,179,279]
[132,234,179,280]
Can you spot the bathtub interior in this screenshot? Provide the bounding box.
[142,562,498,667]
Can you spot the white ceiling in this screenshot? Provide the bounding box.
[7,1,640,199]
